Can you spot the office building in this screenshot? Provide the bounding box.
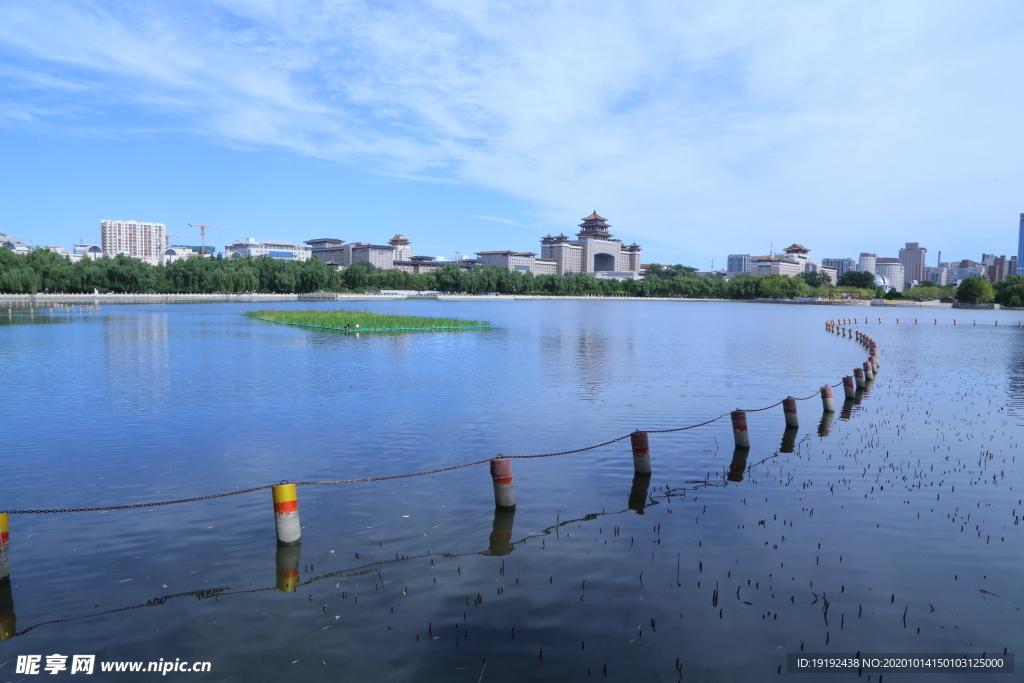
[898,242,928,283]
[72,243,102,261]
[821,258,856,278]
[942,260,987,285]
[307,240,393,269]
[750,244,819,278]
[727,254,751,274]
[924,266,948,286]
[474,251,558,275]
[225,238,312,261]
[100,220,165,261]
[1,232,33,254]
[875,258,905,292]
[983,254,1010,283]
[1019,214,1024,275]
[392,255,481,274]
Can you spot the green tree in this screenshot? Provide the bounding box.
[994,274,1024,307]
[837,271,876,288]
[955,276,994,304]
[800,270,833,288]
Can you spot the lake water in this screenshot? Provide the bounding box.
[1,301,1022,681]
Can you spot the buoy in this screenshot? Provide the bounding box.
[782,397,798,428]
[630,431,651,475]
[821,385,835,413]
[730,410,750,448]
[272,484,301,546]
[843,375,856,399]
[863,361,874,381]
[490,458,516,510]
[854,367,865,389]
[0,514,8,582]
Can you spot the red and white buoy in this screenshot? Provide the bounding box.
[731,410,750,448]
[782,397,798,428]
[272,484,301,546]
[854,367,865,389]
[821,385,835,413]
[842,375,855,399]
[630,431,651,475]
[490,458,516,510]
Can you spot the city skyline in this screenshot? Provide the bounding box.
[1,2,1023,264]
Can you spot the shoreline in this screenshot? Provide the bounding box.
[0,292,1010,309]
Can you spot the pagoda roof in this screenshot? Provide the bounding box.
[783,244,809,252]
[582,211,606,221]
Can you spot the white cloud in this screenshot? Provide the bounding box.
[0,0,1022,261]
[473,215,521,226]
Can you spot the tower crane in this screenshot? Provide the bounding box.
[187,224,239,258]
[164,234,198,250]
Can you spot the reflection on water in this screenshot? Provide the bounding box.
[728,448,749,482]
[0,579,14,641]
[275,544,301,593]
[627,473,651,514]
[486,509,516,557]
[103,313,170,413]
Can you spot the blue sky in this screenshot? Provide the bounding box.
[1,0,1022,266]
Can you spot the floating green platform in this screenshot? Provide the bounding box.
[246,310,492,332]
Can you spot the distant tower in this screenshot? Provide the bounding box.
[1018,214,1024,274]
[388,234,414,261]
[898,242,927,283]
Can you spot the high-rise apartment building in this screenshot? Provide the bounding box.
[100,219,165,261]
[858,253,877,274]
[821,258,856,277]
[898,242,927,284]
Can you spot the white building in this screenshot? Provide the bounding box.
[0,232,34,255]
[308,241,394,269]
[388,235,414,261]
[225,238,312,261]
[925,266,948,286]
[875,258,905,292]
[858,253,877,274]
[162,246,199,264]
[72,243,103,262]
[100,220,165,262]
[474,251,558,275]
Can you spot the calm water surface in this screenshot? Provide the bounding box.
[1,301,1022,681]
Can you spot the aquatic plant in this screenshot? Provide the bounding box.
[246,309,491,331]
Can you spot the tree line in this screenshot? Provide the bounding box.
[2,248,1022,305]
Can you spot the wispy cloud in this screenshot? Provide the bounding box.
[473,215,521,226]
[1,0,1022,260]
